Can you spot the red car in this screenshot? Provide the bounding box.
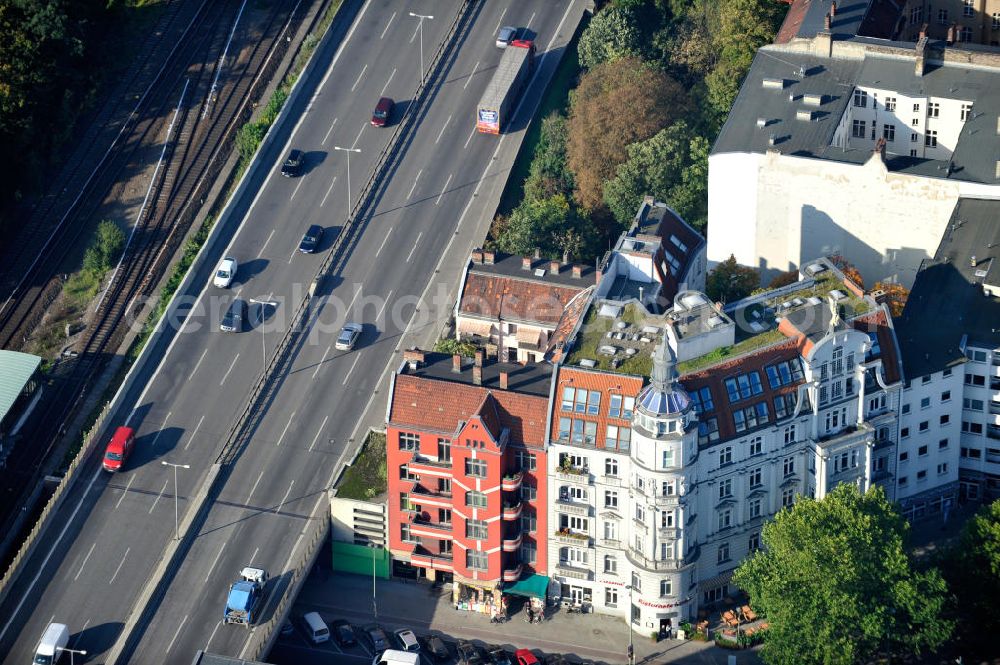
[371,97,394,127]
[102,426,135,472]
[514,649,539,665]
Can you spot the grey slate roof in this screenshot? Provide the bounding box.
[0,350,40,424]
[896,197,1000,378]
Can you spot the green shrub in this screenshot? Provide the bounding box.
[434,338,477,357]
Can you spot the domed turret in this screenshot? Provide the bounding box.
[636,342,691,419]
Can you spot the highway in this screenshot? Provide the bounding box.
[0,0,582,663]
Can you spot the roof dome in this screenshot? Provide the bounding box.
[636,342,691,418]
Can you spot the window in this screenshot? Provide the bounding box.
[703,586,728,604]
[719,479,733,499]
[662,449,675,468]
[400,493,415,512]
[917,470,927,481]
[467,550,488,570]
[748,437,763,456]
[910,132,918,143]
[784,425,797,445]
[717,542,731,563]
[765,359,804,388]
[994,12,1000,30]
[439,478,451,494]
[466,519,488,540]
[521,511,537,533]
[660,579,672,597]
[782,488,795,507]
[400,464,418,481]
[920,397,930,409]
[606,425,631,451]
[964,0,974,17]
[604,555,617,573]
[911,117,919,127]
[918,445,928,457]
[928,102,940,118]
[558,418,571,442]
[399,432,420,451]
[938,463,949,475]
[885,96,896,111]
[466,491,487,508]
[515,450,535,471]
[783,456,795,477]
[883,124,895,142]
[961,447,982,459]
[901,427,910,438]
[749,497,763,518]
[853,89,868,108]
[925,130,937,148]
[910,7,923,24]
[605,587,618,607]
[720,446,733,466]
[749,467,763,488]
[852,119,867,139]
[965,373,986,387]
[964,398,985,411]
[520,483,537,501]
[899,476,908,487]
[691,387,714,414]
[734,402,770,432]
[902,403,911,415]
[922,375,932,385]
[565,486,588,502]
[662,480,675,497]
[661,510,674,528]
[608,395,636,419]
[725,372,764,402]
[718,509,733,530]
[963,421,984,435]
[603,520,618,541]
[961,104,973,121]
[910,149,917,157]
[438,508,451,525]
[635,504,645,522]
[869,394,887,413]
[941,390,952,402]
[940,414,950,426]
[562,515,589,533]
[699,418,720,444]
[605,490,618,508]
[631,572,642,592]
[939,438,949,449]
[521,542,536,564]
[465,459,487,478]
[919,421,930,433]
[937,9,948,24]
[605,457,619,477]
[749,532,761,552]
[900,451,908,462]
[400,523,418,543]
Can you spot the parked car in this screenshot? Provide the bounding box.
[423,635,450,661]
[457,642,487,665]
[496,25,517,48]
[335,323,362,351]
[395,629,421,652]
[331,619,357,646]
[102,426,135,472]
[514,649,540,665]
[213,256,238,288]
[542,655,569,665]
[220,298,248,332]
[299,224,324,253]
[281,149,304,177]
[366,625,390,652]
[488,647,514,665]
[371,97,395,127]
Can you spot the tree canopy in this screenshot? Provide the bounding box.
[576,4,642,70]
[705,254,759,304]
[733,484,952,665]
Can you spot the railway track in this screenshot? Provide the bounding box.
[0,0,308,556]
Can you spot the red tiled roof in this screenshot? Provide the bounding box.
[389,373,549,448]
[851,307,902,385]
[548,366,645,448]
[775,0,810,43]
[459,272,586,326]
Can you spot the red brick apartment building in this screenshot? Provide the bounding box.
[386,349,553,615]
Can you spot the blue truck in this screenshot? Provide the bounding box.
[224,567,268,627]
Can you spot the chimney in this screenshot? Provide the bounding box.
[946,24,955,45]
[483,250,495,265]
[550,259,560,274]
[533,247,541,260]
[473,365,483,386]
[919,26,926,40]
[471,248,484,264]
[452,353,462,373]
[824,12,831,30]
[522,256,532,270]
[915,37,928,77]
[572,264,582,279]
[499,368,509,390]
[562,251,569,265]
[474,349,484,368]
[874,137,887,160]
[830,1,836,16]
[403,348,425,369]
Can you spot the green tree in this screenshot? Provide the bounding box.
[494,194,577,258]
[705,255,759,304]
[523,113,574,202]
[734,484,952,665]
[433,338,477,357]
[577,4,642,70]
[82,220,124,276]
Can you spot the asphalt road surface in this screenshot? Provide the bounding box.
[0,0,580,663]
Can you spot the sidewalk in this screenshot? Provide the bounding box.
[293,568,762,665]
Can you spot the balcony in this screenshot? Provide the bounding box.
[989,401,1000,416]
[555,498,590,516]
[624,544,698,572]
[502,501,523,521]
[817,423,872,447]
[502,562,523,582]
[873,437,895,451]
[654,492,682,507]
[501,471,523,492]
[555,563,593,581]
[408,455,452,477]
[552,529,592,547]
[410,518,453,539]
[410,548,454,572]
[988,425,1000,441]
[502,530,523,552]
[410,485,452,509]
[555,467,590,484]
[658,526,682,540]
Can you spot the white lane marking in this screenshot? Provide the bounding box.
[246,470,265,505]
[219,353,240,386]
[435,173,453,205]
[308,416,330,452]
[526,11,536,29]
[204,621,222,653]
[165,614,188,654]
[260,228,276,255]
[409,21,420,43]
[375,289,392,322]
[290,178,304,200]
[464,61,480,90]
[321,117,339,146]
[109,547,130,584]
[190,348,208,380]
[406,169,423,200]
[115,474,136,510]
[435,114,452,144]
[375,227,394,258]
[320,175,338,207]
[406,232,423,263]
[312,345,330,379]
[276,411,296,446]
[250,546,260,565]
[184,414,205,451]
[288,248,296,264]
[73,542,96,581]
[380,68,396,97]
[494,7,508,35]
[463,127,476,149]
[380,11,396,39]
[150,412,172,447]
[350,123,365,149]
[342,354,362,386]
[350,64,368,92]
[149,479,168,514]
[317,0,373,95]
[205,542,226,582]
[276,480,295,513]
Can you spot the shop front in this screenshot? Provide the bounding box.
[502,573,552,620]
[453,577,503,616]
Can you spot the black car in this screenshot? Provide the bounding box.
[220,298,247,332]
[281,149,304,177]
[331,619,357,647]
[423,635,451,662]
[299,224,324,253]
[488,647,514,665]
[457,642,487,665]
[366,625,390,653]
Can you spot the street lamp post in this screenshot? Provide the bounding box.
[161,460,190,541]
[332,146,361,225]
[57,646,86,665]
[368,542,380,624]
[408,12,434,83]
[625,584,635,665]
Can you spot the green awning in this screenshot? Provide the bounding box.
[503,573,549,599]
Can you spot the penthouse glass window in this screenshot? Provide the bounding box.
[562,387,600,414]
[398,432,420,451]
[698,417,719,444]
[765,359,803,388]
[608,395,636,419]
[733,402,769,433]
[605,425,631,452]
[725,372,763,403]
[465,459,488,478]
[773,392,800,419]
[690,386,714,414]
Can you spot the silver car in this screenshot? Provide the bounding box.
[335,323,362,351]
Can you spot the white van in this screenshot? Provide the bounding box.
[302,611,330,644]
[33,622,69,664]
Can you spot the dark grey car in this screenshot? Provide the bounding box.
[299,224,324,253]
[220,298,247,332]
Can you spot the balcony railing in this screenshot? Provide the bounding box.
[989,401,1000,416]
[502,562,523,582]
[409,455,452,476]
[624,544,698,572]
[502,501,523,520]
[410,518,453,538]
[555,498,590,516]
[410,485,453,508]
[552,529,592,547]
[502,531,523,552]
[410,549,454,571]
[501,471,524,492]
[555,563,593,581]
[555,467,591,484]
